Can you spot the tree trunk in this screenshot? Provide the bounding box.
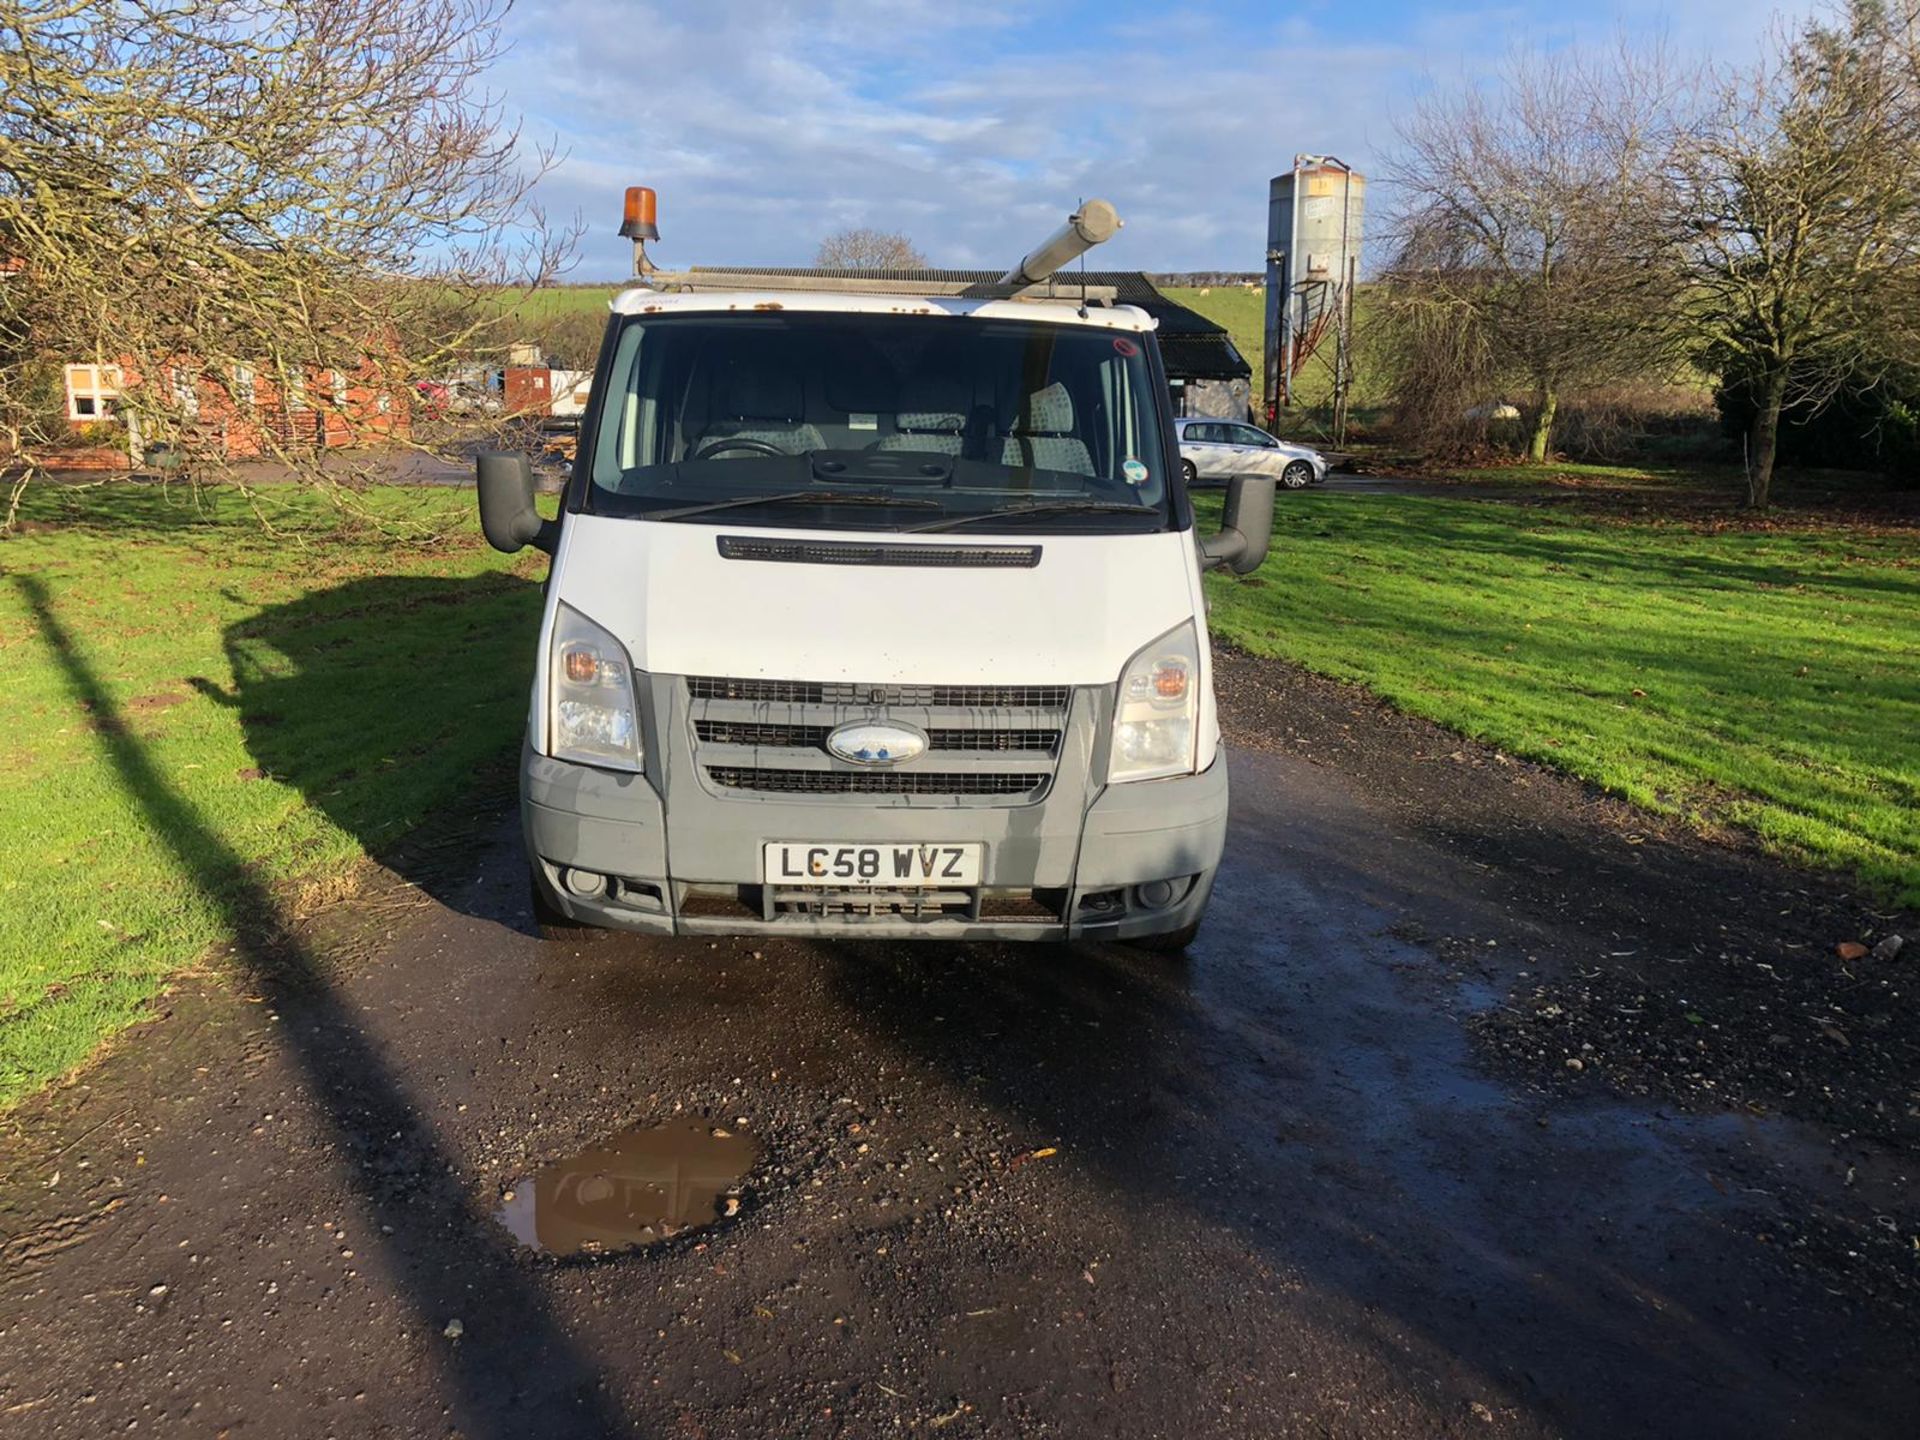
[1748,365,1789,509]
[1526,385,1557,462]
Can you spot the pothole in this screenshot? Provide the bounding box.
[496,1120,757,1257]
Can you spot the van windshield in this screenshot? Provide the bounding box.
[580,311,1174,533]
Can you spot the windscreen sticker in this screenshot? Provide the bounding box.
[1122,457,1150,485]
[1112,336,1140,357]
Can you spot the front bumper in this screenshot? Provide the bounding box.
[522,741,1228,942]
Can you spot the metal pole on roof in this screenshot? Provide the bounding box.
[1002,199,1123,286]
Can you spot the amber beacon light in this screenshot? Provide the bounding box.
[619,186,659,241]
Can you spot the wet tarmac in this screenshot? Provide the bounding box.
[0,715,1913,1436]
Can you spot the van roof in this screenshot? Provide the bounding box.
[607,287,1159,333]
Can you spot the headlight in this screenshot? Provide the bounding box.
[1109,620,1200,784]
[549,604,643,771]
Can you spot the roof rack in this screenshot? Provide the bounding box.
[623,198,1126,306]
[634,269,1118,304]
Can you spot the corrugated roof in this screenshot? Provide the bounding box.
[1160,333,1251,381]
[691,266,1248,379]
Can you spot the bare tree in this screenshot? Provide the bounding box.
[1380,42,1692,461]
[0,0,576,531]
[1675,0,1920,507]
[507,303,610,372]
[815,228,928,271]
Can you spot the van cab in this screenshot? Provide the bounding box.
[478,203,1274,950]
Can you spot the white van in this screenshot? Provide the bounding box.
[477,205,1273,950]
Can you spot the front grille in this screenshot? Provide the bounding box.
[926,728,1059,753]
[697,720,1060,754]
[687,674,1072,804]
[688,676,1070,709]
[697,720,832,748]
[708,767,1049,797]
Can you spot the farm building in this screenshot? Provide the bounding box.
[61,357,410,462]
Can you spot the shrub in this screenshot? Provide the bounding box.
[1715,363,1920,481]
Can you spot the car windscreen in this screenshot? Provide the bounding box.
[579,311,1174,533]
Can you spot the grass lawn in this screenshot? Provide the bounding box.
[0,483,547,1107]
[1203,493,1920,903]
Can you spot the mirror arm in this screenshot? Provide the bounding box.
[1197,530,1247,571]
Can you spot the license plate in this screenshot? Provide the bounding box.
[763,842,983,888]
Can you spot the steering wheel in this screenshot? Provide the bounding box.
[692,436,790,461]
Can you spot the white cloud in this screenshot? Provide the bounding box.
[493,0,1815,276]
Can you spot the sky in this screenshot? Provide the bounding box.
[495,0,1812,279]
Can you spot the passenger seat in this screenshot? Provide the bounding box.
[999,383,1093,475]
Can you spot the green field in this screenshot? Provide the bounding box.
[1202,493,1920,902]
[0,484,547,1106]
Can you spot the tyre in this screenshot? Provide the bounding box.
[1127,920,1201,955]
[1281,460,1313,490]
[529,866,605,942]
[1180,457,1198,485]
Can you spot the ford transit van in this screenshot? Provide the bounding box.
[478,202,1273,949]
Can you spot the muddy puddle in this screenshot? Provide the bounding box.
[496,1121,757,1258]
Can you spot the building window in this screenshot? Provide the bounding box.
[231,364,256,407]
[65,364,122,421]
[331,370,349,410]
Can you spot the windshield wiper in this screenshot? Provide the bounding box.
[905,500,1160,533]
[645,490,942,522]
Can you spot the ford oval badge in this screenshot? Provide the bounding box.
[826,721,927,767]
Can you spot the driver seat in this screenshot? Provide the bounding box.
[695,362,824,456]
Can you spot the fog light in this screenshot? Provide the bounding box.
[1134,879,1177,910]
[563,868,607,899]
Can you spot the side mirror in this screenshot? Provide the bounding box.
[477,450,558,555]
[1197,474,1275,575]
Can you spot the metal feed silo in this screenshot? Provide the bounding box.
[1263,157,1365,433]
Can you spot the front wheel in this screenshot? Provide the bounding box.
[529,867,605,942]
[1281,461,1313,489]
[1127,920,1201,955]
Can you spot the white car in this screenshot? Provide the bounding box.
[1174,417,1327,489]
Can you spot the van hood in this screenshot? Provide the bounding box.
[548,512,1201,687]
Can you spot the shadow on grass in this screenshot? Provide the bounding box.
[1291,504,1919,598]
[188,571,544,917]
[15,572,639,1439]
